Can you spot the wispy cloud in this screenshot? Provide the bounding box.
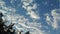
[45,9,60,29]
[0,0,49,34]
[51,9,60,29]
[21,0,40,19]
[0,0,5,6]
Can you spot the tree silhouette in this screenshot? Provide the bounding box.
[0,12,15,34]
[0,12,30,34]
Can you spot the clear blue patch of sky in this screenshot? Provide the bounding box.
[35,0,59,15]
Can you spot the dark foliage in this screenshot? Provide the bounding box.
[0,12,30,34]
[0,12,15,34]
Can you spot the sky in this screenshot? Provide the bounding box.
[0,0,60,34]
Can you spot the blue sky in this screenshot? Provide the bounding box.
[0,0,60,34]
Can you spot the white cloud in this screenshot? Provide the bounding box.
[0,0,45,34]
[27,11,40,19]
[21,0,33,3]
[0,9,7,14]
[32,4,37,9]
[51,9,60,29]
[45,14,52,25]
[2,6,16,13]
[27,6,32,11]
[21,0,40,19]
[45,9,60,29]
[22,5,27,9]
[23,2,29,6]
[0,0,5,6]
[45,14,50,22]
[31,30,45,34]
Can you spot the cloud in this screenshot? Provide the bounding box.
[0,9,7,14]
[45,9,60,29]
[2,6,16,13]
[31,30,45,34]
[45,13,52,25]
[0,0,46,34]
[21,0,40,19]
[0,6,16,15]
[23,1,30,6]
[0,0,5,6]
[51,9,60,29]
[27,11,40,19]
[21,0,33,3]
